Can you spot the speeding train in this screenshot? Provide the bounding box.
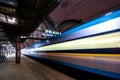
[22,9,120,79]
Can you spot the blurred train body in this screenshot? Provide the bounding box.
[22,9,120,79]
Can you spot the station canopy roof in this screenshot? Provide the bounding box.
[0,0,120,47]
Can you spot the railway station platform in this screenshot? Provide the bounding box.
[0,54,75,80]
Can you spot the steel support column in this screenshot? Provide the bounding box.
[15,34,21,64]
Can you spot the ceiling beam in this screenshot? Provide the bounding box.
[0,39,9,41]
[0,9,16,16]
[27,37,46,40]
[0,2,16,9]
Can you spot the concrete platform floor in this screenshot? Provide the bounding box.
[0,54,75,80]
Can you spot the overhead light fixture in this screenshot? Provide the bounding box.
[0,13,6,22]
[6,16,18,24]
[2,44,7,46]
[0,29,3,30]
[0,13,17,24]
[20,36,27,38]
[8,17,17,24]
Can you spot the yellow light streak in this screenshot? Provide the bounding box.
[34,32,120,51]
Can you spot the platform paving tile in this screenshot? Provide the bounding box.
[0,55,75,80]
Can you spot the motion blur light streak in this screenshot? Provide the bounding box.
[34,31,120,51]
[62,10,120,36]
[43,53,120,62]
[22,9,120,79]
